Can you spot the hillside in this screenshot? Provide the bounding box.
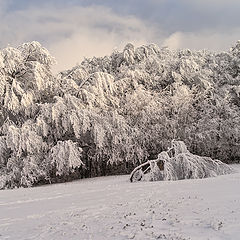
[0,165,240,240]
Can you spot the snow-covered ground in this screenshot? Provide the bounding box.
[1,165,240,240]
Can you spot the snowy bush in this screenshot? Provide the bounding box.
[130,141,234,182]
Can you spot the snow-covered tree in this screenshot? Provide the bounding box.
[130,141,234,182]
[48,140,83,176]
[0,41,56,115]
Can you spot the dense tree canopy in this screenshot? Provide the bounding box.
[0,41,240,189]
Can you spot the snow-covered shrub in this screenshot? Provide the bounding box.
[130,141,234,182]
[20,155,48,187]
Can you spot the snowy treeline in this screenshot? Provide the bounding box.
[0,41,240,189]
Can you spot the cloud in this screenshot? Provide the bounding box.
[163,29,240,51]
[0,0,239,73]
[0,4,162,72]
[87,0,240,33]
[47,6,161,72]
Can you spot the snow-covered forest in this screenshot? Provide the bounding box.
[0,41,240,189]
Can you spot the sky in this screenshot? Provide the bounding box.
[0,0,240,72]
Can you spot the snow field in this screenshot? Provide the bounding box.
[0,165,240,240]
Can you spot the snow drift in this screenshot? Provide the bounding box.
[130,140,234,182]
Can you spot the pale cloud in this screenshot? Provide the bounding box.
[47,6,161,72]
[163,29,240,51]
[0,5,161,72]
[0,0,239,72]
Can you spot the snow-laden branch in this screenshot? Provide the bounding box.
[130,141,234,182]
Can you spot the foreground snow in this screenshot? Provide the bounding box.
[1,165,240,240]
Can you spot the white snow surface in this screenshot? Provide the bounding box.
[1,165,240,240]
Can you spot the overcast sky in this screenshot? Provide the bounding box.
[0,0,240,71]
